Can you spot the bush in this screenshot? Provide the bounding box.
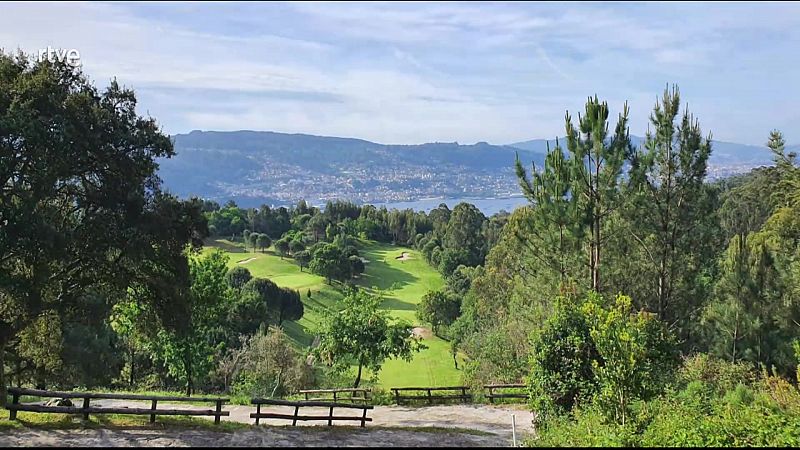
[527,297,598,420]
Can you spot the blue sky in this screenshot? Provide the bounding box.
[1,1,798,146]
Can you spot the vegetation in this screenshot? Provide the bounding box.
[2,50,799,446]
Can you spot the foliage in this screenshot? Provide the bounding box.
[312,289,423,387]
[416,290,461,336]
[229,329,312,398]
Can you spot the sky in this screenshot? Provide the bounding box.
[1,1,799,146]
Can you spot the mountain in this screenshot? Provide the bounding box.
[158,130,545,207]
[156,130,779,208]
[510,135,777,180]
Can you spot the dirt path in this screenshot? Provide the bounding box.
[1,401,534,447]
[0,427,505,447]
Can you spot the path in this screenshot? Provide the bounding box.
[2,400,534,447]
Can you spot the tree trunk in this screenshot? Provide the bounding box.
[184,351,193,397]
[0,334,7,408]
[271,369,283,398]
[129,347,135,388]
[353,360,363,388]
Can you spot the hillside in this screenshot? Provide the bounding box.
[158,130,544,207]
[204,239,461,388]
[158,130,780,208]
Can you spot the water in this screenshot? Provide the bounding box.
[374,196,530,216]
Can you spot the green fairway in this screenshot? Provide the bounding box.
[204,238,464,388]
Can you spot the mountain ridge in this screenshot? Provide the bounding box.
[157,130,782,207]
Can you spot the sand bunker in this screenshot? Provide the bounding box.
[395,252,413,261]
[412,327,432,339]
[237,257,258,264]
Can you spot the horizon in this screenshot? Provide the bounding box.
[173,128,774,149]
[3,2,799,147]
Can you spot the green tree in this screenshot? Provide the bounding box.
[151,250,234,396]
[309,243,350,284]
[313,289,423,387]
[247,233,260,253]
[416,290,461,336]
[518,96,632,291]
[226,267,253,291]
[581,293,679,425]
[0,53,206,403]
[274,238,290,259]
[625,85,716,337]
[443,203,487,267]
[256,234,272,253]
[294,250,311,272]
[289,239,306,254]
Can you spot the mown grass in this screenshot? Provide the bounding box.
[204,238,465,388]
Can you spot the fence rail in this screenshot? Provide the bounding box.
[298,388,371,404]
[6,387,230,424]
[250,398,373,427]
[483,383,528,403]
[390,386,471,405]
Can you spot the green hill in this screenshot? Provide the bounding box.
[204,239,464,388]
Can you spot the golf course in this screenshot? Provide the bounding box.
[204,239,464,389]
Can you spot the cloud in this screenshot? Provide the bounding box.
[2,2,799,146]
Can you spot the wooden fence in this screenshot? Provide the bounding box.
[483,383,528,403]
[298,388,370,404]
[390,386,471,405]
[250,398,373,427]
[6,387,230,424]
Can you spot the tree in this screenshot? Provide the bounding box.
[151,250,234,396]
[349,255,365,278]
[256,234,272,253]
[274,238,290,259]
[0,53,206,404]
[247,233,260,253]
[289,239,306,254]
[313,290,423,387]
[226,267,252,290]
[231,329,311,398]
[243,230,251,251]
[241,278,282,326]
[309,243,350,284]
[443,203,487,267]
[581,293,679,425]
[276,289,304,327]
[625,85,716,338]
[416,290,461,336]
[294,250,311,272]
[518,95,633,291]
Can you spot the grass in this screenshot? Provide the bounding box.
[205,238,466,389]
[0,408,249,432]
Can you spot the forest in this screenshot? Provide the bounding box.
[2,53,800,446]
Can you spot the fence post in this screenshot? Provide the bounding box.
[427,389,432,405]
[462,387,468,403]
[328,405,334,426]
[82,397,90,421]
[393,389,400,405]
[333,391,337,402]
[150,399,158,423]
[9,391,19,420]
[488,386,494,404]
[292,405,299,426]
[361,407,367,428]
[255,403,261,425]
[214,399,222,425]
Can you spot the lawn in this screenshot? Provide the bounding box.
[204,238,465,388]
